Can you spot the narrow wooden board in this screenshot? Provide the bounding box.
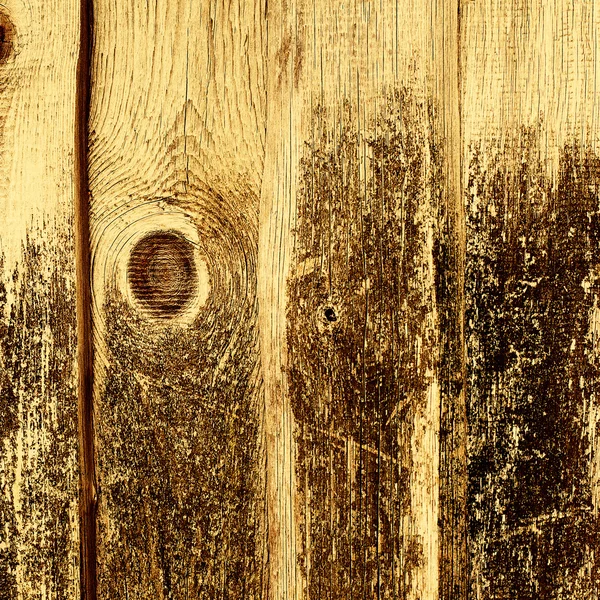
[88,0,267,597]
[0,0,82,597]
[462,0,600,595]
[259,0,464,598]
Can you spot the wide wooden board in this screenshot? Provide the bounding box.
[462,0,600,596]
[0,0,82,597]
[88,0,267,597]
[260,0,464,598]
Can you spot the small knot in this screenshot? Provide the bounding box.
[324,307,338,323]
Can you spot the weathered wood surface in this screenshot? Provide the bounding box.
[0,0,82,597]
[463,0,600,596]
[261,0,463,598]
[87,0,463,598]
[88,0,267,597]
[4,0,600,597]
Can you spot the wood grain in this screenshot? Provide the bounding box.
[0,0,82,597]
[462,0,600,596]
[3,0,600,596]
[260,0,463,598]
[87,0,465,597]
[77,1,600,597]
[88,0,267,597]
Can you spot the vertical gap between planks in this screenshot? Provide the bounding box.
[75,0,96,595]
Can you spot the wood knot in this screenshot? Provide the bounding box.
[314,301,341,334]
[127,231,198,319]
[324,307,338,322]
[0,12,15,62]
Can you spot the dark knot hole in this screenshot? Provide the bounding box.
[324,307,338,322]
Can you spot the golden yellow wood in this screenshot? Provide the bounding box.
[261,0,462,598]
[0,0,82,596]
[88,0,462,598]
[4,0,599,596]
[88,0,267,596]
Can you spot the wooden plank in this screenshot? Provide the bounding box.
[259,0,464,598]
[0,0,82,597]
[462,0,600,595]
[88,0,267,597]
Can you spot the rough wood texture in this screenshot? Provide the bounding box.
[0,0,81,597]
[87,0,464,597]
[3,0,597,597]
[260,0,463,598]
[88,0,266,597]
[463,0,600,596]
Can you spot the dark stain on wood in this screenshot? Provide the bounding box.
[0,253,18,600]
[0,227,79,599]
[96,195,265,599]
[287,90,443,598]
[466,132,600,598]
[435,210,468,600]
[0,11,15,63]
[127,230,198,318]
[74,0,96,592]
[434,120,468,600]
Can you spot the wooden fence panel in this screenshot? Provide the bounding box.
[6,0,599,596]
[0,0,82,597]
[88,0,267,597]
[462,0,600,596]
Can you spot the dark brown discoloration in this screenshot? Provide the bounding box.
[75,0,96,588]
[0,255,17,600]
[0,11,15,63]
[287,91,443,598]
[435,135,467,600]
[0,226,80,599]
[127,230,198,318]
[466,133,600,598]
[95,195,265,599]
